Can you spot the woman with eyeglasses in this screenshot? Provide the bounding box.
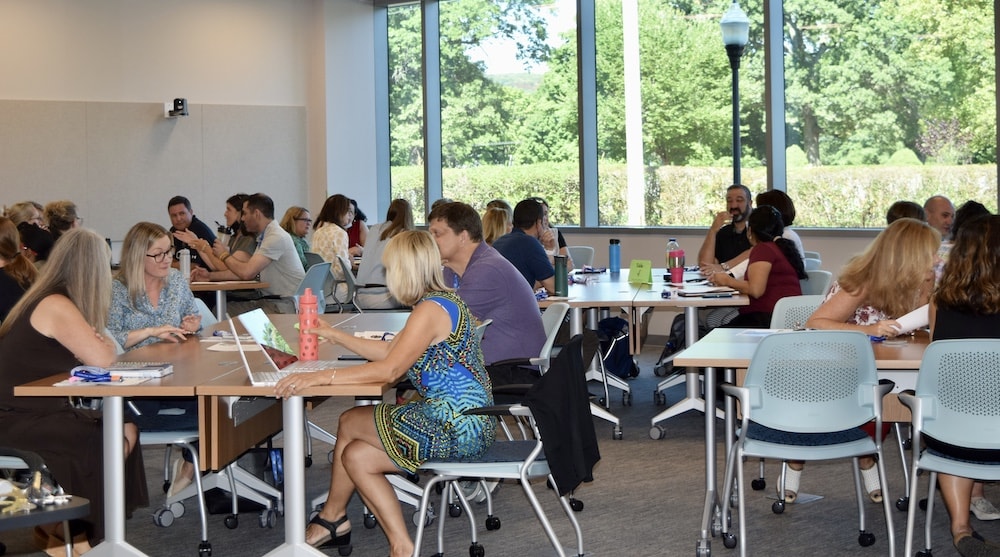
[0,228,149,554]
[279,206,312,270]
[108,221,203,501]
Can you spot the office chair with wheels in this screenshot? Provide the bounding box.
[719,330,895,557]
[899,339,1000,557]
[413,333,598,557]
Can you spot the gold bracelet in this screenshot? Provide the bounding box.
[220,252,230,262]
[329,369,337,385]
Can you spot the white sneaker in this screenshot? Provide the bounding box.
[971,497,1000,520]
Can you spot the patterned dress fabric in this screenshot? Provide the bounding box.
[374,291,496,473]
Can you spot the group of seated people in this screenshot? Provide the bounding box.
[696,187,1000,557]
[3,186,999,556]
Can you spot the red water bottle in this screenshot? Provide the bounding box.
[298,288,319,361]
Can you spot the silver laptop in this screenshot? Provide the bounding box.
[228,309,344,386]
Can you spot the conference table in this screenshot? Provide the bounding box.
[190,280,270,321]
[674,327,930,557]
[14,311,399,557]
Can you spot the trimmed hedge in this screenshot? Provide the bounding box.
[390,163,997,228]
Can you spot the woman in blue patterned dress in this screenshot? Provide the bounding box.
[274,230,495,557]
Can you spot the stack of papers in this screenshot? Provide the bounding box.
[676,285,738,297]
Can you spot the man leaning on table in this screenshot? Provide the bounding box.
[191,193,305,313]
[427,201,546,386]
[491,198,556,294]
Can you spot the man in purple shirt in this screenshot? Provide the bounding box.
[428,202,545,383]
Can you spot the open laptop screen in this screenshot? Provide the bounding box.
[237,309,300,370]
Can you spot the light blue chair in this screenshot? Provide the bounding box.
[899,339,1000,557]
[770,295,825,330]
[720,330,895,557]
[801,269,833,297]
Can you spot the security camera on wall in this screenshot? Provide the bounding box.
[165,98,189,118]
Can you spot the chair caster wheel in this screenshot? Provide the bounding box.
[654,391,666,405]
[613,426,623,440]
[304,456,313,468]
[224,514,238,529]
[364,512,377,529]
[570,498,583,512]
[622,391,632,406]
[649,426,664,440]
[485,515,501,530]
[654,363,672,377]
[772,500,785,514]
[153,507,175,527]
[916,550,932,557]
[198,541,212,556]
[469,542,484,557]
[896,496,909,511]
[598,396,607,407]
[750,478,766,491]
[448,503,462,518]
[260,509,277,528]
[858,531,876,547]
[723,533,737,549]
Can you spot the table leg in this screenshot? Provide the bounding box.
[568,307,583,336]
[263,396,325,556]
[697,366,720,556]
[85,396,147,557]
[649,307,724,428]
[215,291,227,322]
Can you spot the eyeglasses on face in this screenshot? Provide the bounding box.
[146,247,176,263]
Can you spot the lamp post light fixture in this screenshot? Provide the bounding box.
[721,1,750,186]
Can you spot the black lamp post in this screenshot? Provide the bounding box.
[721,2,750,186]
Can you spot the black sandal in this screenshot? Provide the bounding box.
[308,514,352,556]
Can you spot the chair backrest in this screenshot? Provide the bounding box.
[802,257,822,271]
[566,245,595,268]
[537,302,570,372]
[803,250,821,261]
[914,339,1000,451]
[293,261,331,312]
[303,251,325,269]
[474,318,493,344]
[744,330,879,434]
[769,294,826,329]
[334,256,361,312]
[194,297,218,326]
[800,269,833,297]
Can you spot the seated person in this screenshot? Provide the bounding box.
[175,193,256,275]
[311,194,353,301]
[166,195,216,270]
[529,196,573,268]
[17,221,55,268]
[698,184,754,329]
[0,229,148,553]
[755,189,805,258]
[0,217,38,320]
[346,198,368,257]
[492,198,556,293]
[886,200,925,224]
[799,217,940,504]
[928,214,1000,556]
[710,205,806,327]
[43,199,81,244]
[482,206,512,245]
[279,206,312,270]
[273,230,495,557]
[108,222,202,497]
[355,198,413,309]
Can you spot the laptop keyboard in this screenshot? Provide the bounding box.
[287,360,338,371]
[253,371,289,384]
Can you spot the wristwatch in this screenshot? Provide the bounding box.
[721,262,730,271]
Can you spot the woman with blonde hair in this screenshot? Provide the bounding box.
[0,228,148,553]
[0,216,39,320]
[787,217,941,505]
[482,206,512,245]
[275,230,495,557]
[4,200,46,229]
[355,199,414,309]
[279,206,312,270]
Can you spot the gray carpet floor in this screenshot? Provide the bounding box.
[2,335,992,556]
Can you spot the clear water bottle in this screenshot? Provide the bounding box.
[178,248,191,281]
[609,239,621,274]
[666,238,685,283]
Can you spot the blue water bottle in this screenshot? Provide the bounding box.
[609,239,621,274]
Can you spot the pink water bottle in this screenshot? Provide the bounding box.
[667,238,685,284]
[298,288,319,361]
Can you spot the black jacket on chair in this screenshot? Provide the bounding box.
[524,333,601,496]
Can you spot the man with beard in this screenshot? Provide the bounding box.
[698,184,753,277]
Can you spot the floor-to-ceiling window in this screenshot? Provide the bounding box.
[384,0,997,229]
